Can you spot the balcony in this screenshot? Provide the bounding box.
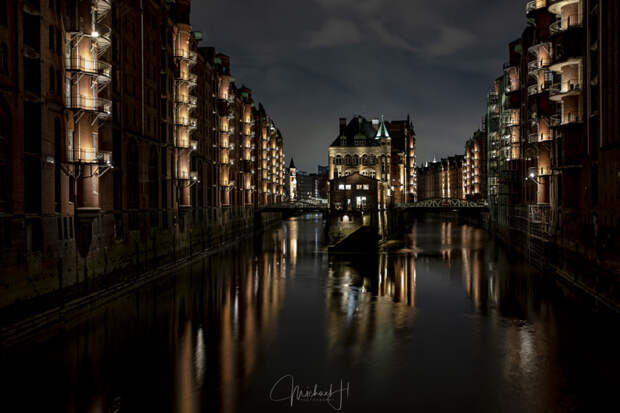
[66,95,112,115]
[528,58,552,74]
[548,0,581,15]
[175,116,198,129]
[505,82,519,94]
[66,148,112,165]
[550,112,583,127]
[65,57,111,83]
[501,112,520,127]
[526,0,547,15]
[550,16,583,35]
[175,94,197,107]
[528,129,553,144]
[549,81,582,101]
[174,48,190,60]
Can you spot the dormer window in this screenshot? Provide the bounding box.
[340,136,346,145]
[354,136,365,146]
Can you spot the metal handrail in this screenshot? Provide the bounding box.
[526,1,536,13]
[550,112,583,126]
[549,81,581,96]
[65,57,111,78]
[65,95,112,114]
[66,148,112,164]
[550,15,583,34]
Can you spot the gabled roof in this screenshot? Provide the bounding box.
[329,115,380,147]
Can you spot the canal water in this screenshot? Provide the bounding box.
[1,215,619,412]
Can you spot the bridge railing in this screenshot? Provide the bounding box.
[396,198,489,209]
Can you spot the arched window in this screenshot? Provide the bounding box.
[345,155,352,166]
[362,155,368,165]
[335,155,342,165]
[370,155,377,165]
[353,155,359,166]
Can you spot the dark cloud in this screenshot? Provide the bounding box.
[191,0,528,172]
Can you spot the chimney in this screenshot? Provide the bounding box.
[339,118,347,135]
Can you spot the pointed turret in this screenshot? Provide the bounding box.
[375,115,391,139]
[289,158,296,169]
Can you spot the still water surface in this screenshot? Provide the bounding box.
[2,215,619,412]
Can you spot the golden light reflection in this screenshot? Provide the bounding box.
[326,251,417,357]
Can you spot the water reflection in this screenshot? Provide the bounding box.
[1,215,619,413]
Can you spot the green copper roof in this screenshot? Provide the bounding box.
[375,115,391,139]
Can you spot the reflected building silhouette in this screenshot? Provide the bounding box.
[325,251,417,360]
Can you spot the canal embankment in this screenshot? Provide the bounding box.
[0,209,283,346]
[489,221,620,313]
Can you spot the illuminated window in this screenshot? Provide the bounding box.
[338,184,345,190]
[345,184,351,190]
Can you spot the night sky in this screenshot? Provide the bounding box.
[191,0,527,172]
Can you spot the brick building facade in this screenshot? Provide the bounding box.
[0,0,286,311]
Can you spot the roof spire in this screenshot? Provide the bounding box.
[375,114,391,139]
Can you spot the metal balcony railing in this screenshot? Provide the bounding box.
[66,148,112,165]
[549,81,582,97]
[174,48,190,60]
[528,84,540,96]
[175,95,197,106]
[550,15,583,34]
[65,57,112,80]
[65,95,112,114]
[550,112,583,126]
[528,59,548,73]
[175,117,197,129]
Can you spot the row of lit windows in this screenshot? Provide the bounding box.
[334,154,381,166]
[337,184,370,190]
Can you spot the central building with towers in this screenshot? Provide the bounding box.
[327,115,416,210]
